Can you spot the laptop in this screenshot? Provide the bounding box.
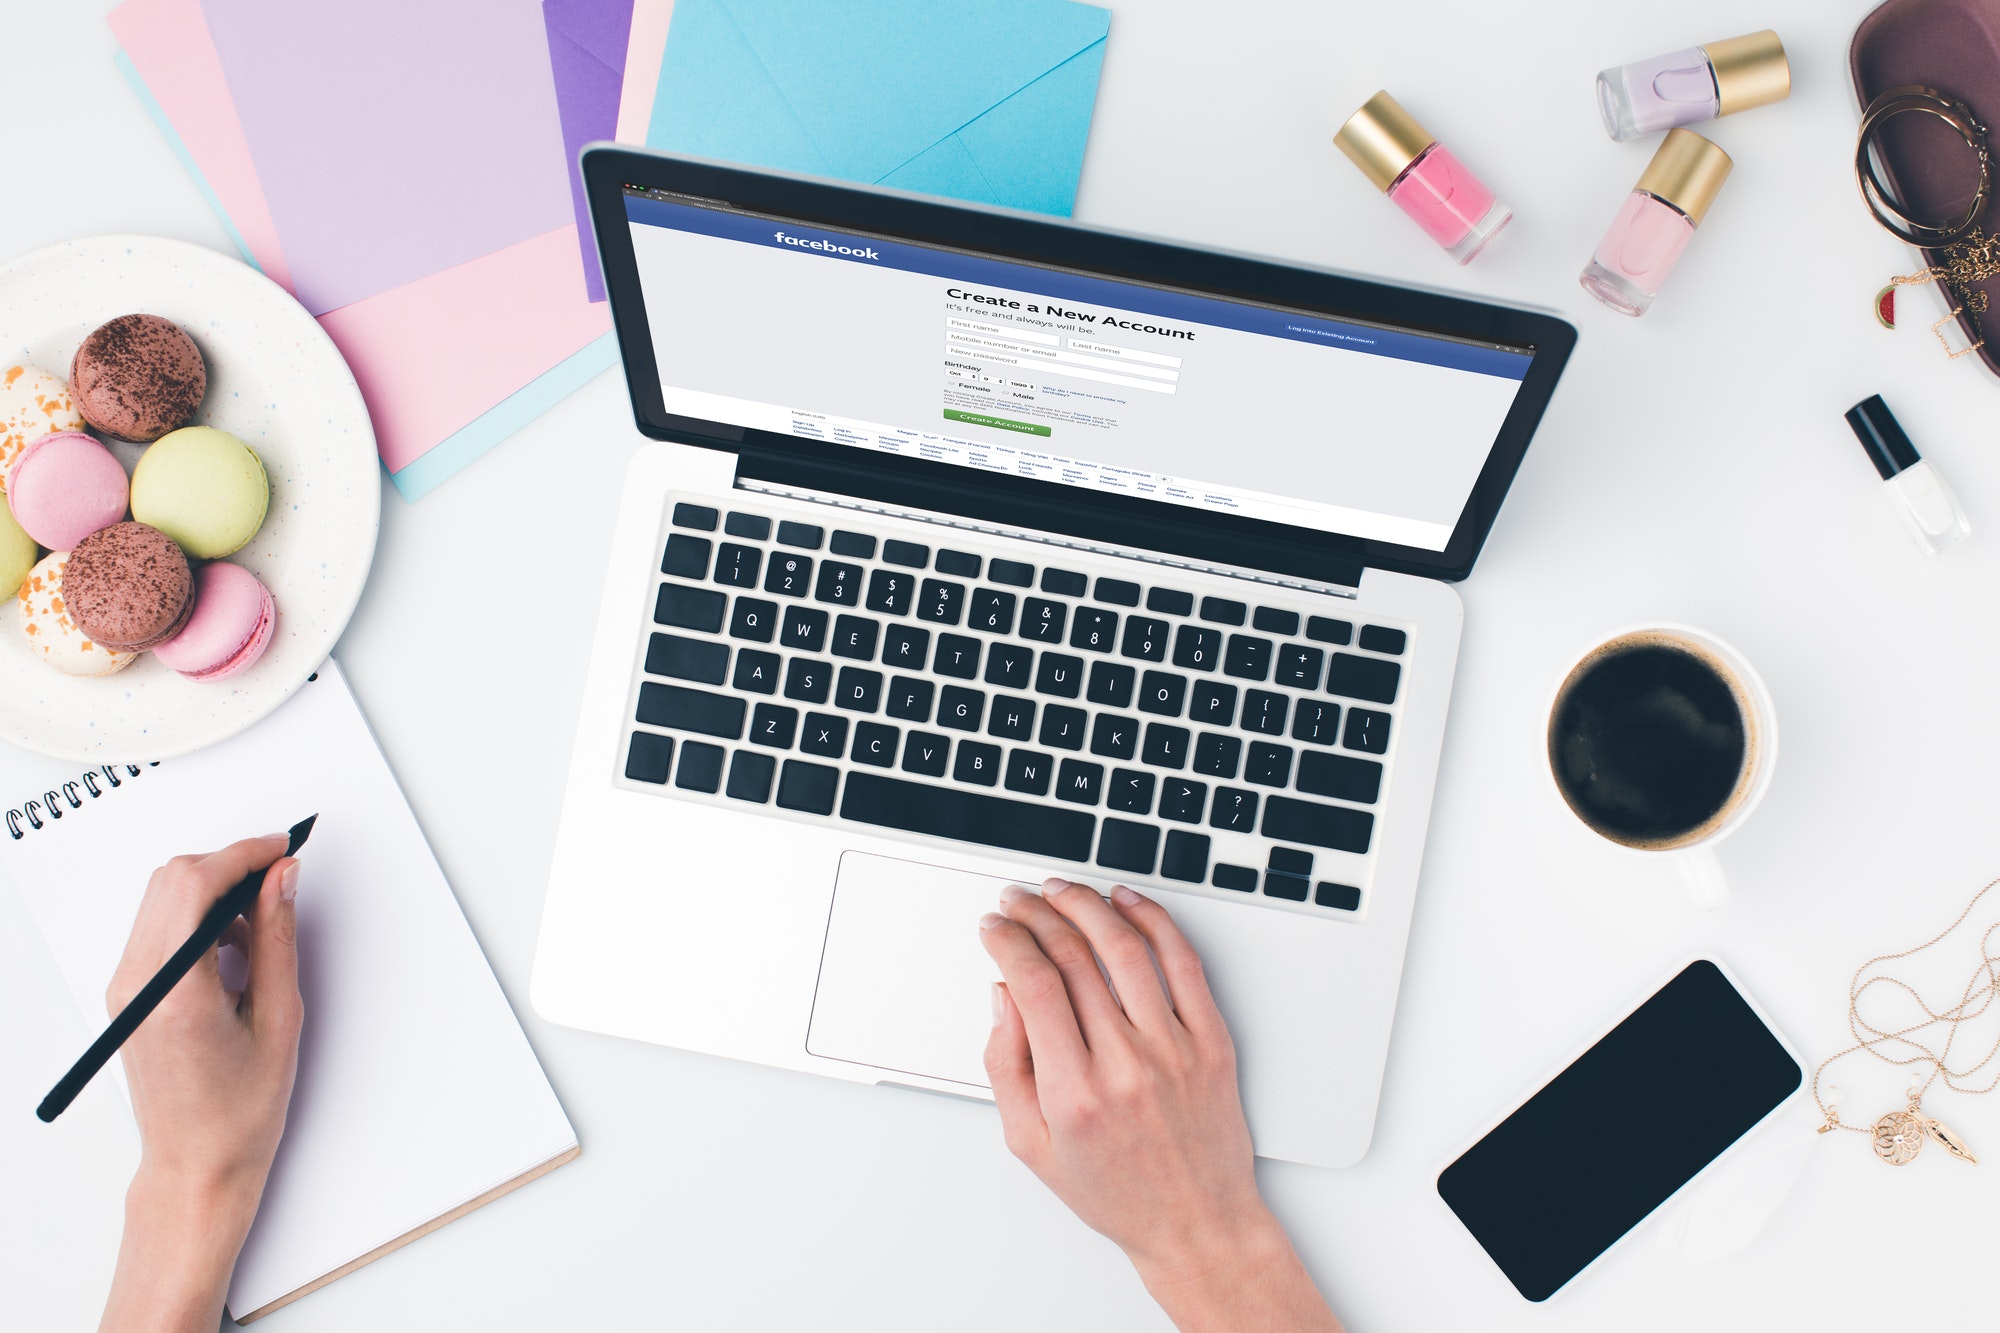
[532,148,1574,1169]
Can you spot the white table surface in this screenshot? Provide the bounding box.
[7,0,1998,1327]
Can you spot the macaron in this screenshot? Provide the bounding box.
[63,521,194,652]
[0,364,87,489]
[153,561,275,682]
[7,431,130,551]
[0,502,36,600]
[69,314,206,442]
[17,551,136,676]
[130,426,267,559]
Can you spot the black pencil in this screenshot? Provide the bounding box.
[36,815,317,1124]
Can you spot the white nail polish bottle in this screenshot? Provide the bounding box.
[1845,395,1971,556]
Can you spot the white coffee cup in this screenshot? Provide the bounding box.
[1543,624,1778,910]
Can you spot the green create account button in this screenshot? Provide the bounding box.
[943,409,1051,437]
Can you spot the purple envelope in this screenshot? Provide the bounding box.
[543,0,633,301]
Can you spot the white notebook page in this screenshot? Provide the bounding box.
[0,661,577,1320]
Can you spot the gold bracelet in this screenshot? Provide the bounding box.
[1856,85,1993,247]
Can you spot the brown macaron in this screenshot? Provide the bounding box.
[69,314,207,443]
[63,521,195,652]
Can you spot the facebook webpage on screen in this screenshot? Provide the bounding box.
[625,191,1531,551]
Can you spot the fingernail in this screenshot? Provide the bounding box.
[1112,885,1142,907]
[991,983,1006,1026]
[279,861,300,902]
[263,832,288,843]
[978,912,1004,931]
[998,884,1028,907]
[1042,876,1070,893]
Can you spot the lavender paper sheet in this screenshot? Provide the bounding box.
[542,0,632,301]
[201,0,577,316]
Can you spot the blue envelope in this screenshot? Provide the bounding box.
[648,0,1111,216]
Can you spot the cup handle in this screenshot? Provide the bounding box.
[1675,845,1729,910]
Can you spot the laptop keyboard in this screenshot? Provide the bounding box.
[619,495,1412,918]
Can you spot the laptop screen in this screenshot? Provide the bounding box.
[622,188,1535,554]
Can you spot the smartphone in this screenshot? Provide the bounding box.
[1435,959,1803,1302]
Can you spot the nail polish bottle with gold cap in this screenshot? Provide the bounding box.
[1596,30,1790,142]
[1580,129,1733,317]
[1334,91,1512,265]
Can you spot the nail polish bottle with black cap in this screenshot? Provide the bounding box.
[1844,395,1971,556]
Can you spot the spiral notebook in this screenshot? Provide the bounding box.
[0,662,578,1322]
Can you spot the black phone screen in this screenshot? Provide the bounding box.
[1436,960,1802,1302]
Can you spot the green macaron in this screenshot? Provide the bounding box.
[0,499,36,600]
[130,426,269,559]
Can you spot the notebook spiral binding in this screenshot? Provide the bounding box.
[7,763,163,840]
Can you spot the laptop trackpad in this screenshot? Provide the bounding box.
[806,851,1008,1090]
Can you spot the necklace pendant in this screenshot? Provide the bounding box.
[1925,1116,1979,1164]
[1871,1108,1979,1165]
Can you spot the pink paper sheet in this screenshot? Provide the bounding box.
[614,0,675,143]
[110,0,611,475]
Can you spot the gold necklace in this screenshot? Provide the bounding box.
[1877,227,2000,358]
[1810,876,2000,1166]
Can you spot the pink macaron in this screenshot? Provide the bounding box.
[152,561,276,682]
[8,431,129,551]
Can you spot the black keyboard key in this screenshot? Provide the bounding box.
[1193,732,1241,779]
[1040,704,1088,751]
[1021,597,1067,644]
[799,712,848,758]
[676,741,725,791]
[1087,661,1136,708]
[765,552,813,597]
[919,579,966,625]
[1292,700,1340,746]
[935,633,981,679]
[1159,778,1207,823]
[1120,616,1170,662]
[1225,635,1274,681]
[1147,587,1195,616]
[1241,690,1289,736]
[1276,644,1325,691]
[840,772,1095,862]
[656,583,726,633]
[1095,577,1141,606]
[1058,759,1105,805]
[866,567,916,616]
[851,721,899,767]
[625,732,673,784]
[1210,787,1258,833]
[1268,847,1314,875]
[725,511,771,540]
[750,703,798,749]
[937,549,982,578]
[1359,625,1406,655]
[1070,607,1119,653]
[1035,652,1084,698]
[1213,863,1258,892]
[1161,831,1210,883]
[1189,680,1237,726]
[984,642,1034,690]
[830,614,879,661]
[1090,714,1139,760]
[1138,670,1187,717]
[1253,606,1300,635]
[987,695,1036,741]
[1200,596,1247,626]
[730,597,778,643]
[814,560,864,605]
[989,558,1034,587]
[1040,567,1087,596]
[732,649,780,694]
[901,731,950,776]
[954,741,1002,786]
[1263,795,1374,854]
[1297,751,1383,804]
[882,624,930,670]
[1306,616,1354,645]
[1328,654,1401,704]
[836,667,882,713]
[883,539,929,568]
[777,520,823,550]
[1265,872,1310,902]
[783,658,832,704]
[1316,882,1363,911]
[782,607,830,653]
[673,502,719,531]
[1006,749,1055,796]
[968,588,1016,635]
[1344,708,1392,754]
[1108,768,1154,814]
[728,751,776,803]
[1173,624,1221,672]
[886,676,934,722]
[1245,741,1294,787]
[776,759,839,814]
[1096,820,1160,875]
[662,533,711,579]
[713,542,762,588]
[1142,723,1190,770]
[829,529,876,558]
[637,682,745,739]
[645,632,728,685]
[938,685,985,731]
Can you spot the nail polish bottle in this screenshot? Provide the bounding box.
[1333,91,1512,265]
[1596,30,1790,142]
[1579,129,1732,317]
[1844,395,1972,555]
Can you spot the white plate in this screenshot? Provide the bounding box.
[0,236,378,762]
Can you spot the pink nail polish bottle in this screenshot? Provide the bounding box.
[1334,91,1512,265]
[1579,129,1732,317]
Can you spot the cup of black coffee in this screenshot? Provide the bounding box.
[1545,626,1777,908]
